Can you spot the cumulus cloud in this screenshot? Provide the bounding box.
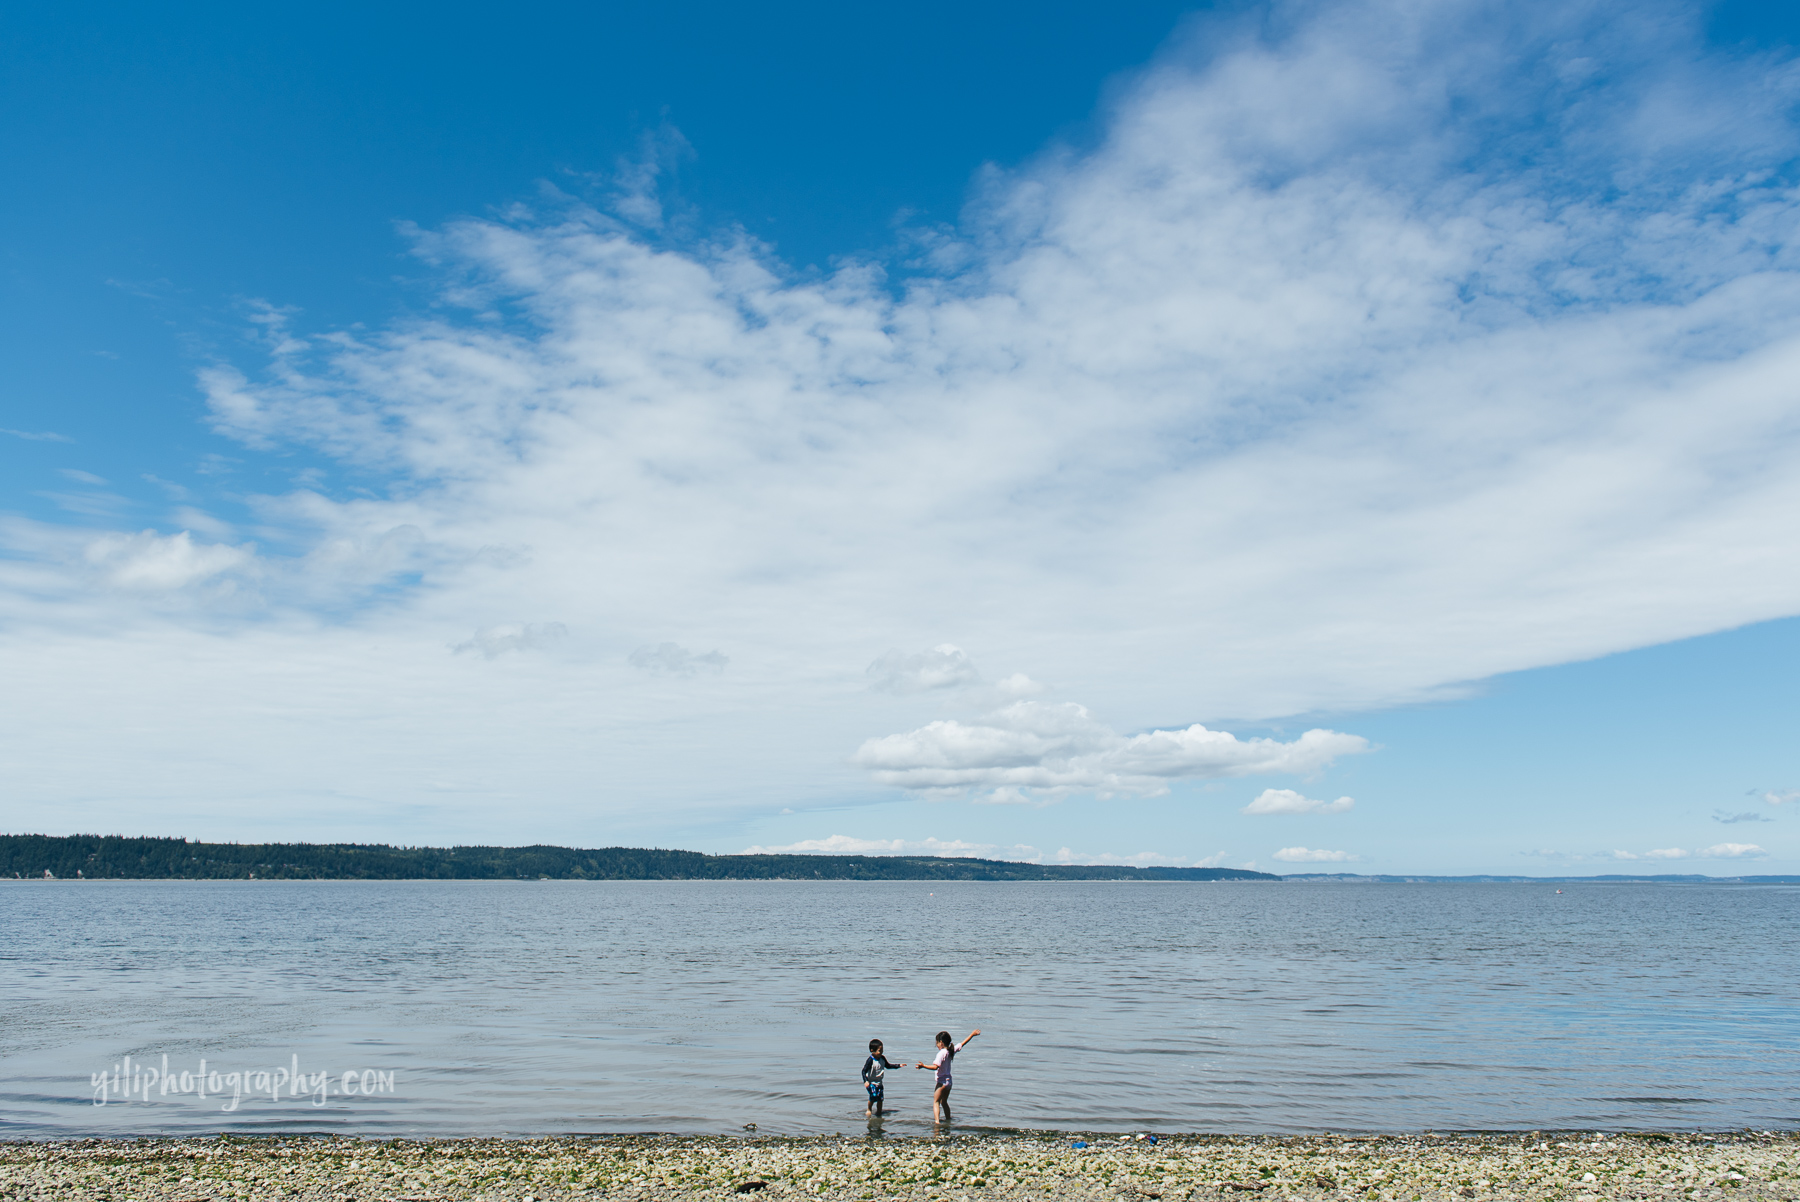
[1242,788,1355,815]
[628,642,729,676]
[454,622,569,658]
[1272,847,1358,862]
[7,0,1800,836]
[866,644,981,693]
[82,530,254,591]
[1702,843,1770,859]
[852,700,1367,799]
[1758,789,1800,806]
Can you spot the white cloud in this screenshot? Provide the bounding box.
[1044,847,1231,868]
[1760,789,1800,806]
[1,427,71,442]
[1625,844,1769,861]
[171,0,1800,742]
[852,700,1367,799]
[454,622,569,658]
[738,834,1229,867]
[1700,842,1768,859]
[741,835,996,856]
[169,506,238,542]
[628,642,728,676]
[992,673,1048,699]
[5,0,1800,838]
[866,644,980,693]
[82,530,254,591]
[1272,846,1359,863]
[60,469,108,486]
[1242,788,1355,815]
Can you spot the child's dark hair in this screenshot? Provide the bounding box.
[869,1038,883,1052]
[936,1030,954,1058]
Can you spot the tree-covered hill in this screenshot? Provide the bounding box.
[0,834,1278,882]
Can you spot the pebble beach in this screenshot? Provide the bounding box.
[4,1134,1795,1202]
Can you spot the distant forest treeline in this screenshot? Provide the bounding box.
[0,834,1278,882]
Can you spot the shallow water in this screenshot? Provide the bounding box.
[1,879,1794,1136]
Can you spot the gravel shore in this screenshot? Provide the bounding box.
[3,1134,1796,1202]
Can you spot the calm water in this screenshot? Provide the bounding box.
[0,879,1795,1137]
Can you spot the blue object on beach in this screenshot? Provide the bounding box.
[1071,1141,1088,1149]
[1146,1135,1159,1145]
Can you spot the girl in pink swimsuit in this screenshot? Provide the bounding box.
[915,1028,979,1124]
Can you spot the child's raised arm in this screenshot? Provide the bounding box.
[956,1029,981,1051]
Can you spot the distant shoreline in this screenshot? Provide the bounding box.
[3,834,1796,884]
[0,834,1275,883]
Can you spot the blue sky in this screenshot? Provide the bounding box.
[3,0,1799,874]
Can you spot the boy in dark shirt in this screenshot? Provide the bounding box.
[861,1038,901,1117]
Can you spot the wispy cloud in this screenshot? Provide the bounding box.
[1714,809,1772,825]
[3,428,73,443]
[35,490,133,519]
[4,0,1800,836]
[454,622,569,659]
[866,645,981,693]
[83,529,256,591]
[184,0,1800,728]
[103,277,174,302]
[628,642,728,676]
[142,475,192,501]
